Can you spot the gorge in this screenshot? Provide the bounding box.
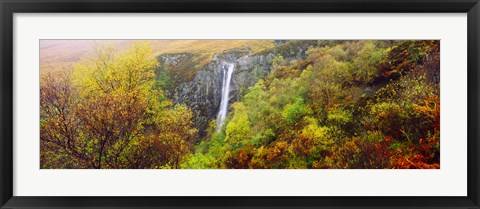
[156,40,315,139]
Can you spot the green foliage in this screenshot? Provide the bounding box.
[185,40,440,169]
[282,98,310,126]
[225,103,252,148]
[272,55,285,67]
[327,108,353,126]
[156,69,173,92]
[352,41,387,83]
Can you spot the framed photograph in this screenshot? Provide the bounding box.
[1,0,479,208]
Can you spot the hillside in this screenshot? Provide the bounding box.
[40,40,440,169]
[40,40,275,73]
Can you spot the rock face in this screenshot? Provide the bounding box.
[274,40,289,45]
[157,41,315,140]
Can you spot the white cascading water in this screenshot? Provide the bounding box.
[216,62,235,130]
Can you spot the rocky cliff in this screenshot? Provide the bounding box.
[157,40,317,139]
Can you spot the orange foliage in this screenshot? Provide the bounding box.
[392,96,440,169]
[225,147,255,169]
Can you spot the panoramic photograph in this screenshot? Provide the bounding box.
[40,40,440,169]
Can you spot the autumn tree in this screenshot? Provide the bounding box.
[40,71,89,168]
[41,42,197,169]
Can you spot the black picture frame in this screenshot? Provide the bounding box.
[1,0,479,208]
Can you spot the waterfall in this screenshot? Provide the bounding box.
[216,62,235,130]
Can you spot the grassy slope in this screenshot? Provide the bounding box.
[40,40,275,74]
